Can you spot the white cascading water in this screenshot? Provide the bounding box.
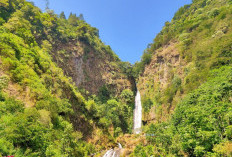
[133,90,142,134]
[118,143,122,149]
[103,143,122,157]
[103,90,142,156]
[103,149,114,157]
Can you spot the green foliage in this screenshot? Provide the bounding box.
[0,93,94,156]
[132,144,155,157]
[135,0,232,79]
[162,75,182,104]
[135,0,232,156]
[99,98,133,134]
[173,4,191,20]
[59,11,66,19]
[0,0,106,155]
[225,125,232,140]
[119,89,134,105]
[132,49,153,78]
[0,75,9,90]
[118,61,133,77]
[98,85,111,102]
[136,0,232,132]
[143,98,153,113]
[210,8,220,17]
[68,13,79,26]
[91,89,134,135]
[144,66,232,156]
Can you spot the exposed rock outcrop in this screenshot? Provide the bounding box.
[137,41,185,122]
[52,40,132,96]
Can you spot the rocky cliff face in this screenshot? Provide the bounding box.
[137,41,185,122]
[52,40,132,96]
[138,42,181,92]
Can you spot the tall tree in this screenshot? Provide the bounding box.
[79,13,84,21]
[68,12,78,26]
[60,11,66,19]
[45,0,49,10]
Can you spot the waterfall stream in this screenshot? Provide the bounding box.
[133,90,142,134]
[103,89,142,157]
[103,143,122,157]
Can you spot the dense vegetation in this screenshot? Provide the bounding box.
[134,0,232,78]
[0,0,134,156]
[139,0,232,119]
[133,0,232,156]
[133,66,232,156]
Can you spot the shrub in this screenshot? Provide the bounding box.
[210,8,220,17]
[0,75,9,90]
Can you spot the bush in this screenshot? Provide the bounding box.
[98,85,111,102]
[210,8,220,17]
[143,98,153,113]
[132,144,155,157]
[0,75,9,90]
[119,89,134,105]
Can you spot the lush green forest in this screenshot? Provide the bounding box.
[133,0,232,156]
[134,66,232,156]
[0,0,134,156]
[0,0,232,156]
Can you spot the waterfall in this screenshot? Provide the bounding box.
[103,143,122,157]
[118,143,122,149]
[103,149,114,157]
[133,90,142,134]
[103,90,142,156]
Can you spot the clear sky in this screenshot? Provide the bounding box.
[31,0,192,64]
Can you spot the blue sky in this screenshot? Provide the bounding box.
[31,0,192,64]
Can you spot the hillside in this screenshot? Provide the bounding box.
[136,0,232,122]
[0,0,134,156]
[133,0,232,156]
[50,15,132,96]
